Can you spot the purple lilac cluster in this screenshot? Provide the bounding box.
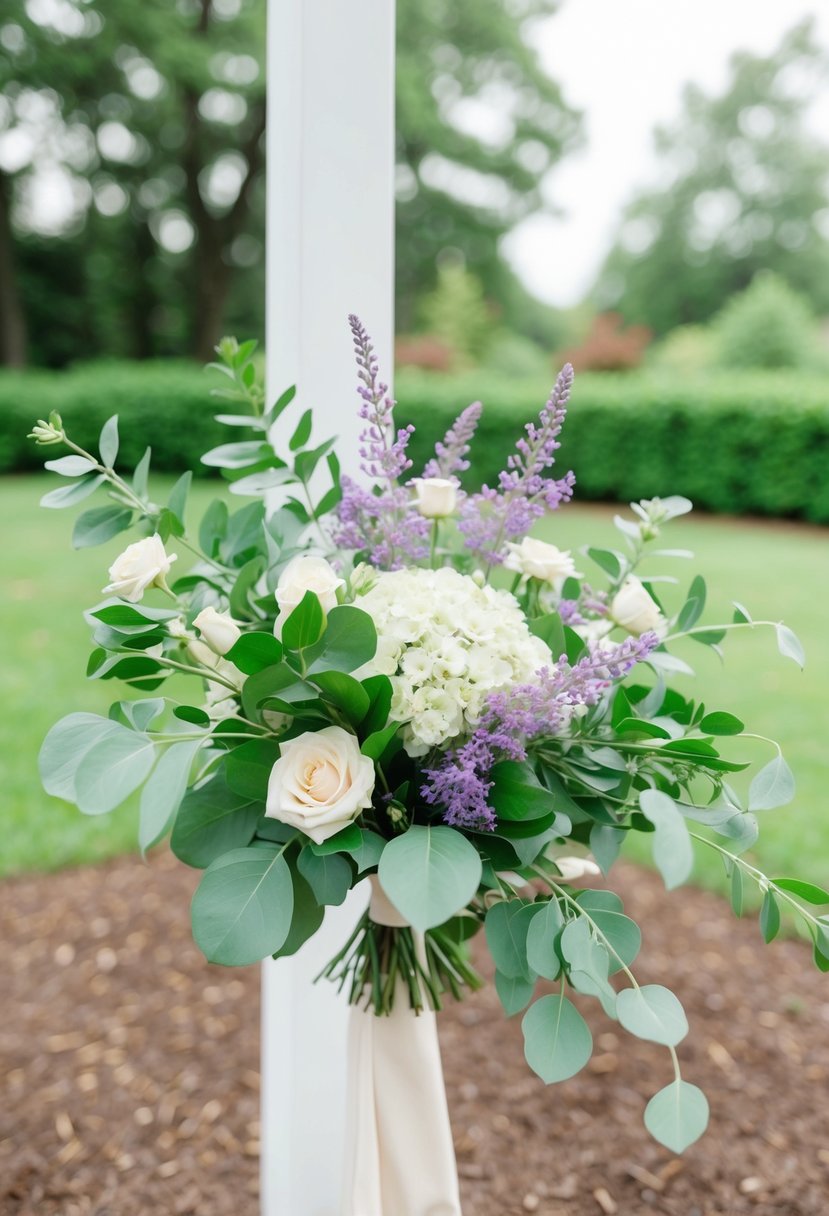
[423,401,483,482]
[558,582,609,628]
[421,631,659,831]
[334,316,430,569]
[459,364,576,567]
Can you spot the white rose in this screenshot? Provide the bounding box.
[275,555,345,635]
[503,538,581,587]
[193,606,241,656]
[102,534,177,603]
[611,575,665,637]
[554,856,601,882]
[265,725,375,844]
[411,477,457,519]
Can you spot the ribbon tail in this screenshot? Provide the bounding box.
[342,985,462,1215]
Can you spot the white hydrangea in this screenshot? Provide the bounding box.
[357,567,552,756]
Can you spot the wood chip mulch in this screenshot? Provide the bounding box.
[1,852,828,1216]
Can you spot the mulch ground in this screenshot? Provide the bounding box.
[1,854,828,1216]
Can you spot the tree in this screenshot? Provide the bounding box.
[593,20,829,335]
[395,0,581,333]
[0,0,265,365]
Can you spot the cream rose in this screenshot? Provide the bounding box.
[411,477,457,519]
[275,555,345,634]
[611,575,665,637]
[102,534,177,603]
[265,725,375,843]
[503,538,581,587]
[193,606,241,656]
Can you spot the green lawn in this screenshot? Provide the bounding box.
[2,476,827,898]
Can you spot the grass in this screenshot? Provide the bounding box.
[2,476,827,901]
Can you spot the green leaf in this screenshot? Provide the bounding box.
[289,408,313,450]
[489,761,556,822]
[559,918,616,1015]
[378,825,482,932]
[677,574,706,632]
[281,590,326,651]
[748,754,795,811]
[73,505,134,549]
[91,601,178,628]
[528,612,566,659]
[730,865,744,917]
[360,722,400,761]
[199,499,229,558]
[312,670,371,725]
[99,415,119,466]
[73,729,157,815]
[699,711,744,736]
[297,847,352,906]
[360,674,393,735]
[587,547,622,578]
[772,878,829,905]
[40,473,105,508]
[308,824,363,856]
[229,556,266,622]
[192,845,294,966]
[202,440,274,469]
[132,447,151,500]
[522,995,593,1084]
[576,893,641,975]
[495,970,535,1017]
[732,601,752,624]
[241,662,319,721]
[171,775,260,869]
[616,984,689,1046]
[485,900,537,981]
[274,867,325,958]
[639,790,694,890]
[589,824,625,875]
[305,605,377,674]
[44,454,97,476]
[525,898,564,980]
[776,624,805,668]
[39,712,124,801]
[138,739,203,854]
[226,631,284,675]
[760,889,781,943]
[167,471,192,527]
[644,1081,709,1153]
[348,829,386,873]
[224,739,281,802]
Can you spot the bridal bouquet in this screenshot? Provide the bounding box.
[31,318,822,1154]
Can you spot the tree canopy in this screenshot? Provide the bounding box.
[0,0,578,367]
[594,20,829,335]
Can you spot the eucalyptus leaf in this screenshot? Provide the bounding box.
[485,900,537,981]
[776,624,805,668]
[522,995,593,1084]
[73,729,157,815]
[644,1081,709,1153]
[191,845,294,966]
[297,847,353,907]
[495,970,535,1017]
[616,984,689,1046]
[748,755,795,812]
[139,738,203,854]
[99,415,119,466]
[639,790,694,890]
[305,605,377,674]
[73,505,133,549]
[525,898,564,980]
[171,775,260,868]
[40,473,105,509]
[378,826,482,932]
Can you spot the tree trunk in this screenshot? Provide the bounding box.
[0,172,27,367]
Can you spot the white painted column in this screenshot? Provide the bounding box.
[262,3,396,1214]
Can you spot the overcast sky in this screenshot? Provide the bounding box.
[504,0,829,308]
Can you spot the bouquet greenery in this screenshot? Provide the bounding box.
[31,319,823,1154]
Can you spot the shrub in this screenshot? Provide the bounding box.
[558,312,652,372]
[711,273,821,370]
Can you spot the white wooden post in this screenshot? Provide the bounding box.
[262,3,396,1214]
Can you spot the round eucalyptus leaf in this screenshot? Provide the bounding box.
[522,994,593,1084]
[644,1080,709,1153]
[616,984,689,1047]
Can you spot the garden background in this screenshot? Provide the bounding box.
[2,3,829,1213]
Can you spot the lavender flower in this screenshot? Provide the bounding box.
[423,401,483,482]
[459,364,576,568]
[334,316,430,568]
[422,631,659,831]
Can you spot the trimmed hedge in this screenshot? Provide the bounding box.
[3,361,829,523]
[398,369,829,525]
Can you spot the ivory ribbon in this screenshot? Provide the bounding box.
[341,877,463,1216]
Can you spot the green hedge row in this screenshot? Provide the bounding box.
[3,361,829,522]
